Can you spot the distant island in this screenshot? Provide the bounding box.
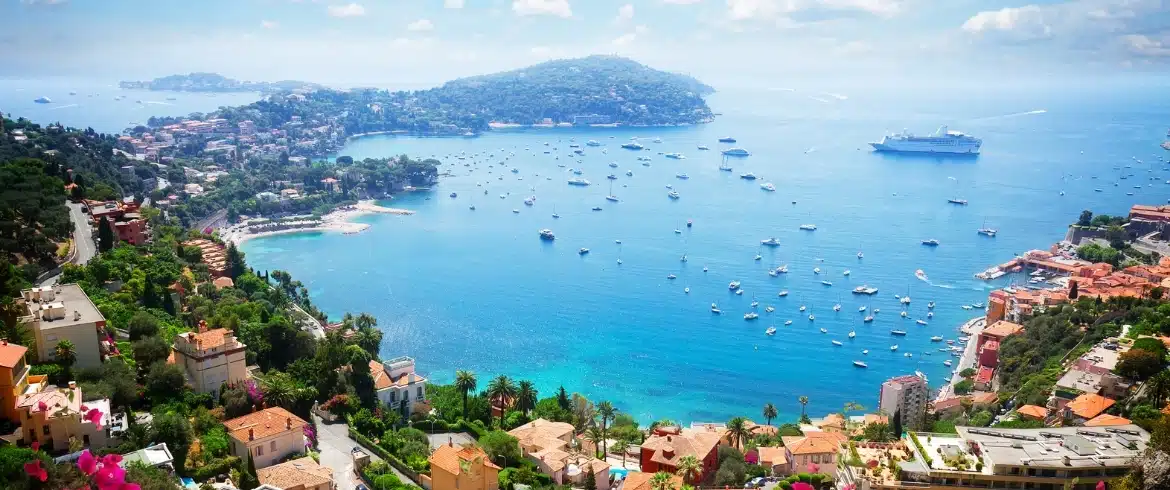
[119,72,325,94]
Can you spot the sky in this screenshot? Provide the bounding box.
[3,0,1169,89]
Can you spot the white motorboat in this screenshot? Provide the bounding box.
[735,289,744,295]
[778,290,789,297]
[761,237,781,246]
[916,320,928,325]
[890,345,899,351]
[808,314,815,321]
[760,182,776,191]
[800,224,817,231]
[863,316,874,323]
[711,303,721,314]
[820,328,828,334]
[799,305,807,312]
[667,274,677,279]
[944,360,953,367]
[785,320,793,325]
[766,327,777,335]
[848,330,856,338]
[833,304,842,311]
[859,306,867,312]
[930,336,943,342]
[843,270,851,276]
[744,312,760,320]
[750,301,760,308]
[853,361,868,368]
[579,248,590,255]
[754,254,762,261]
[813,267,821,274]
[668,191,681,199]
[832,340,843,346]
[765,306,775,313]
[684,287,691,294]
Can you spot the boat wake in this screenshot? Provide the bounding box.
[50,103,79,110]
[768,87,796,92]
[822,92,848,101]
[142,101,174,106]
[807,95,831,103]
[969,109,1047,122]
[915,269,956,289]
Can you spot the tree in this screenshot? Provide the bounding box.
[54,339,76,378]
[556,385,570,410]
[1068,280,1079,300]
[141,276,160,309]
[1148,370,1170,408]
[862,422,892,442]
[145,362,187,401]
[1077,210,1093,227]
[843,401,864,417]
[98,216,115,252]
[226,242,246,279]
[1117,349,1165,380]
[584,426,605,458]
[127,311,160,340]
[152,411,193,472]
[798,396,810,423]
[584,465,598,490]
[650,472,676,490]
[611,439,630,468]
[597,400,616,456]
[454,370,477,419]
[125,461,181,490]
[258,370,315,412]
[486,375,517,426]
[727,416,750,449]
[133,336,172,368]
[516,380,538,415]
[675,454,702,484]
[762,403,778,427]
[478,430,522,467]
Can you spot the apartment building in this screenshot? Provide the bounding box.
[878,375,929,431]
[19,285,107,369]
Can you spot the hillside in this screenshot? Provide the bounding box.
[119,72,324,94]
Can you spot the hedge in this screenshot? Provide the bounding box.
[908,432,933,467]
[349,427,422,484]
[186,456,241,482]
[410,419,486,439]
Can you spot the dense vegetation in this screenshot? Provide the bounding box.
[119,72,324,93]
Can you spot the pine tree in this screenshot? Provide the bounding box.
[98,216,115,252]
[226,243,246,279]
[142,278,159,309]
[584,466,597,490]
[556,385,570,410]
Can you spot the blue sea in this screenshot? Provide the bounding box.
[6,75,1169,425]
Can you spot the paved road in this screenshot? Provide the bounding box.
[39,202,96,287]
[313,414,411,490]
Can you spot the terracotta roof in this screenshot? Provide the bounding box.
[257,457,332,489]
[817,413,845,430]
[976,366,995,384]
[932,397,965,412]
[970,392,999,406]
[509,418,575,451]
[0,342,28,368]
[622,472,683,490]
[369,360,427,391]
[429,444,499,476]
[781,431,846,455]
[641,427,723,467]
[745,421,779,436]
[222,407,307,442]
[862,414,889,426]
[983,321,1024,339]
[1084,414,1131,427]
[179,328,230,351]
[757,446,787,466]
[1067,393,1116,420]
[212,277,234,289]
[1017,405,1048,420]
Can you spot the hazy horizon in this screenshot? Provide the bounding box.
[4,0,1168,90]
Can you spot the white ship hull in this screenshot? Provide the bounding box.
[871,126,981,154]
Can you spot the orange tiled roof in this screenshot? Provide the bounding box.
[222,407,307,442]
[0,342,28,368]
[508,418,575,451]
[179,328,229,350]
[16,386,82,419]
[212,277,234,289]
[757,446,787,466]
[970,392,999,406]
[781,431,846,455]
[622,472,683,490]
[1067,393,1116,420]
[1084,414,1131,427]
[642,428,723,467]
[1017,405,1048,420]
[429,443,499,476]
[932,397,965,412]
[369,360,427,391]
[257,457,332,489]
[983,321,1024,339]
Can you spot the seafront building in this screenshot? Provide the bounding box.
[508,418,611,490]
[369,356,429,417]
[840,425,1148,490]
[18,284,108,369]
[878,375,929,431]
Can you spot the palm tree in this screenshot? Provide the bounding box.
[648,419,677,433]
[455,370,477,418]
[516,380,538,415]
[1148,370,1170,407]
[611,439,630,468]
[798,395,809,420]
[597,400,616,456]
[650,471,675,490]
[762,403,778,427]
[55,340,77,370]
[583,426,605,458]
[727,416,750,449]
[675,454,702,484]
[486,375,517,426]
[843,401,864,417]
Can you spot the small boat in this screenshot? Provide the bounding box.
[765,306,775,313]
[750,301,760,308]
[927,312,934,318]
[539,229,556,241]
[778,290,789,297]
[513,209,520,214]
[626,170,634,176]
[862,350,869,355]
[592,206,603,211]
[961,305,973,310]
[703,266,708,272]
[785,320,793,325]
[853,285,878,295]
[905,352,913,358]
[848,330,856,338]
[680,255,688,262]
[863,316,874,323]
[890,344,899,351]
[921,239,940,246]
[33,96,52,104]
[822,281,833,286]
[799,224,817,231]
[665,153,685,159]
[740,172,757,180]
[891,330,907,336]
[668,191,681,199]
[729,281,742,290]
[766,327,777,335]
[760,183,776,191]
[687,220,693,228]
[900,311,908,318]
[761,237,781,246]
[832,340,843,346]
[744,312,760,320]
[469,205,476,210]
[833,304,842,311]
[684,287,690,294]
[676,173,690,179]
[754,254,762,261]
[711,303,721,314]
[973,302,985,308]
[621,142,645,150]
[858,306,867,312]
[978,227,997,237]
[776,265,789,274]
[450,192,458,198]
[735,289,744,295]
[723,148,750,156]
[813,267,821,274]
[948,198,968,205]
[799,305,807,312]
[843,270,851,276]
[944,359,953,367]
[579,248,590,255]
[719,162,732,172]
[607,174,618,180]
[667,274,677,280]
[698,145,710,150]
[930,336,943,342]
[927,301,935,309]
[718,137,737,143]
[857,251,864,259]
[916,320,928,325]
[587,140,602,147]
[808,314,815,321]
[853,361,868,368]
[567,178,591,186]
[606,195,619,202]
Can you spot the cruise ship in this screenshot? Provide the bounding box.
[870,126,982,154]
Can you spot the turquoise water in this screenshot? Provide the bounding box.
[252,79,1165,423]
[0,78,260,133]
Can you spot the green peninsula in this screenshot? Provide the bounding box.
[120,72,325,94]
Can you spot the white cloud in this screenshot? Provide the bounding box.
[662,0,702,4]
[20,0,67,5]
[512,0,572,18]
[961,6,1049,39]
[960,0,1170,58]
[327,3,365,18]
[615,4,635,23]
[612,24,648,46]
[260,20,279,29]
[726,0,901,21]
[444,0,465,8]
[1122,34,1170,57]
[407,19,434,32]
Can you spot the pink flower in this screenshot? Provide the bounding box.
[37,401,48,412]
[100,454,123,467]
[84,407,105,430]
[807,463,819,473]
[31,441,40,452]
[792,483,814,490]
[122,484,142,490]
[24,460,47,482]
[80,404,89,412]
[78,449,99,475]
[94,463,127,490]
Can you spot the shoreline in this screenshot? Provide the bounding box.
[935,316,987,402]
[223,200,413,245]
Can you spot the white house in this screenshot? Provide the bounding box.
[369,356,429,417]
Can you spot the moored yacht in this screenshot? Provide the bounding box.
[718,137,737,143]
[799,224,817,231]
[740,172,757,180]
[620,142,644,150]
[921,239,940,246]
[760,182,776,191]
[539,229,555,241]
[723,148,750,156]
[668,191,681,199]
[761,237,781,246]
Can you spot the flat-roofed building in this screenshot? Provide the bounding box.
[19,285,107,369]
[173,321,248,396]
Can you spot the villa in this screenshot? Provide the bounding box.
[256,456,334,490]
[639,424,725,481]
[223,407,308,469]
[426,442,500,490]
[0,340,30,422]
[508,418,610,490]
[16,381,113,452]
[172,321,249,396]
[369,356,429,417]
[781,431,847,479]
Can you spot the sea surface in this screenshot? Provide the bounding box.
[0,77,260,133]
[8,75,1169,425]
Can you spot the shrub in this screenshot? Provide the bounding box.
[908,432,933,467]
[187,456,241,482]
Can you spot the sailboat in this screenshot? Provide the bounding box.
[552,205,560,219]
[977,219,997,237]
[718,155,732,172]
[606,180,619,202]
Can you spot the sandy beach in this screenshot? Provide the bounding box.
[222,200,413,245]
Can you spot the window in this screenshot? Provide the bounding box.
[42,425,50,435]
[271,441,277,452]
[257,445,264,456]
[417,386,424,398]
[389,392,396,403]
